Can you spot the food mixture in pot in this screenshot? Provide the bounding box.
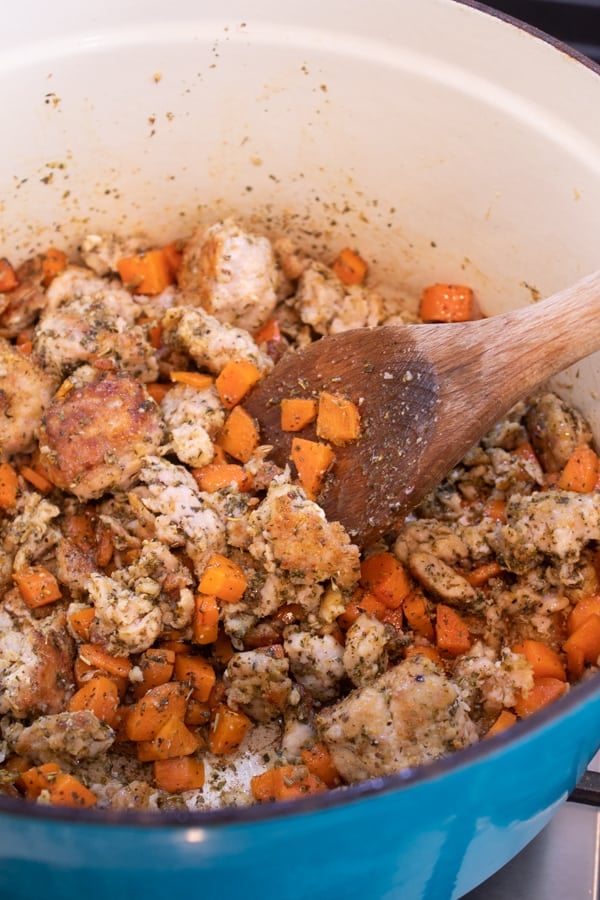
[0,219,598,811]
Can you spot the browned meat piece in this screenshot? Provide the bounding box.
[525,392,593,473]
[39,369,164,500]
[0,592,75,719]
[0,337,54,457]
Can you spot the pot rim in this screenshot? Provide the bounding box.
[2,0,600,831]
[1,650,598,829]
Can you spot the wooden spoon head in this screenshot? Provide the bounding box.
[245,327,441,545]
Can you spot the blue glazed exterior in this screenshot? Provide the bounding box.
[0,676,598,900]
[1,2,600,898]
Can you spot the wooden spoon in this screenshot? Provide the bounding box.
[245,270,600,545]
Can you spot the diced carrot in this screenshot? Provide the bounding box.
[158,638,191,655]
[17,762,61,799]
[563,614,600,678]
[213,629,236,665]
[191,463,254,493]
[18,464,53,495]
[169,370,214,390]
[337,589,387,628]
[208,704,251,754]
[215,359,263,409]
[514,676,568,718]
[40,247,68,288]
[250,765,327,802]
[466,561,503,587]
[359,552,411,609]
[482,497,507,523]
[216,405,259,463]
[567,595,600,635]
[95,524,114,568]
[136,716,200,762]
[146,319,163,350]
[404,644,443,666]
[79,644,132,680]
[0,462,18,509]
[485,709,517,737]
[514,441,541,467]
[301,742,342,787]
[134,648,176,696]
[403,590,435,641]
[185,698,211,727]
[174,654,216,702]
[436,604,471,656]
[67,675,120,728]
[16,340,33,356]
[198,552,247,603]
[420,283,473,323]
[513,639,566,682]
[162,241,183,279]
[68,607,96,642]
[316,392,361,446]
[153,756,205,793]
[13,565,62,608]
[211,443,228,465]
[48,773,97,808]
[280,397,318,432]
[145,383,172,404]
[331,247,368,286]
[125,682,189,742]
[558,444,599,493]
[0,258,18,292]
[63,513,96,551]
[253,318,281,345]
[117,248,174,295]
[290,437,335,500]
[192,593,220,645]
[380,605,405,632]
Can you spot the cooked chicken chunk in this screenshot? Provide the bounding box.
[79,233,145,277]
[88,540,195,655]
[39,368,164,500]
[342,614,389,686]
[0,493,61,584]
[0,337,54,457]
[526,392,592,473]
[225,649,294,722]
[295,261,383,335]
[162,305,273,375]
[160,383,225,468]
[0,595,75,719]
[247,477,360,590]
[178,219,279,331]
[12,710,115,764]
[44,266,140,319]
[494,491,600,574]
[135,456,226,575]
[284,630,346,702]
[316,655,478,781]
[453,642,534,724]
[34,295,158,382]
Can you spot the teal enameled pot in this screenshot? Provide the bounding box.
[1,1,600,897]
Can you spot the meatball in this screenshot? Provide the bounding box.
[39,368,164,500]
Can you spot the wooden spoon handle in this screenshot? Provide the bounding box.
[440,271,600,394]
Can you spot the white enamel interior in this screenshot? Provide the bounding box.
[1,0,600,425]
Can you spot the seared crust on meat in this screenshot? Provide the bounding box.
[39,369,164,500]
